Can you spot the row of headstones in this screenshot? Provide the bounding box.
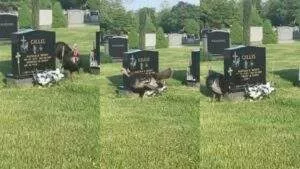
[119,44,266,94]
[0,9,95,37]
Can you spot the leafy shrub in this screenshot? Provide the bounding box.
[128,28,139,49]
[19,2,32,28]
[263,20,277,44]
[156,27,168,49]
[230,22,243,45]
[52,2,67,28]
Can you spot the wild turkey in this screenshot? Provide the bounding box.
[206,70,228,101]
[121,68,173,97]
[55,42,80,75]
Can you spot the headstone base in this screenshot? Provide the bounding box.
[224,92,245,101]
[184,80,199,87]
[90,67,100,75]
[6,75,33,88]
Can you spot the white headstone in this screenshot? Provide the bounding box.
[39,10,52,29]
[277,26,294,43]
[67,10,84,27]
[250,26,263,45]
[145,33,156,50]
[168,33,183,48]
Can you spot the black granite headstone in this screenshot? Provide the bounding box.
[95,31,101,64]
[11,29,56,79]
[223,46,266,92]
[122,50,159,88]
[108,37,128,59]
[186,50,200,83]
[0,14,18,39]
[207,30,230,55]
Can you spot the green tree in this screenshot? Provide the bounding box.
[230,22,243,44]
[128,28,139,49]
[200,0,239,28]
[250,7,263,26]
[52,1,67,28]
[262,19,277,44]
[32,0,40,29]
[184,19,199,35]
[19,1,32,28]
[138,7,156,49]
[243,0,252,45]
[156,27,168,48]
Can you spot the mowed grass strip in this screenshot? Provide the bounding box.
[100,47,201,168]
[0,26,100,168]
[199,43,300,169]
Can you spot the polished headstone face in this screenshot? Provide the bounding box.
[0,14,18,39]
[187,50,200,82]
[223,46,266,92]
[122,50,159,88]
[11,29,56,78]
[95,31,101,64]
[108,37,128,59]
[207,31,230,55]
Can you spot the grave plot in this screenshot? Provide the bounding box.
[121,50,172,97]
[223,46,266,93]
[6,29,60,86]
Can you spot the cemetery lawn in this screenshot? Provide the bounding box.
[0,26,100,168]
[101,43,299,168]
[199,43,300,169]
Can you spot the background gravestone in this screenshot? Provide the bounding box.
[39,10,52,29]
[223,46,266,93]
[0,13,18,39]
[123,50,159,89]
[67,10,84,27]
[207,30,230,56]
[145,33,156,50]
[250,26,263,45]
[186,50,200,84]
[168,33,183,48]
[10,29,56,79]
[277,26,294,43]
[108,36,128,60]
[95,31,101,64]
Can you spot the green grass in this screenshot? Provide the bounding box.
[0,26,100,168]
[101,43,299,168]
[199,43,300,169]
[0,26,299,168]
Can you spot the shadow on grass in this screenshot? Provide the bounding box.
[200,83,211,97]
[0,60,10,83]
[172,70,185,83]
[272,69,298,84]
[107,75,123,88]
[79,54,91,73]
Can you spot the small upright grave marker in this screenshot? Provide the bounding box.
[185,50,200,85]
[223,46,266,93]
